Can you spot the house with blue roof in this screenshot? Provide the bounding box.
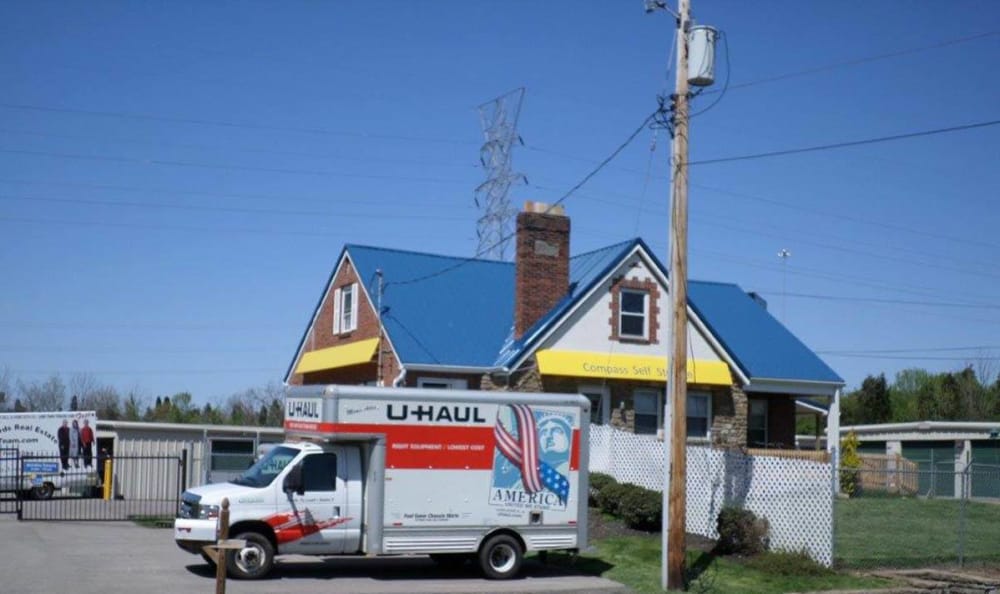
[285,202,844,450]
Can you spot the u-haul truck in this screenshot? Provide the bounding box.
[174,385,589,580]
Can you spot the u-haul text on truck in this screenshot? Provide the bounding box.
[174,385,589,580]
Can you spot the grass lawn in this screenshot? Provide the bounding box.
[545,533,892,594]
[836,497,1000,568]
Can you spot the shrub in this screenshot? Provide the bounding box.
[595,481,633,517]
[840,431,862,497]
[744,550,832,576]
[617,485,662,531]
[588,472,618,507]
[715,507,769,556]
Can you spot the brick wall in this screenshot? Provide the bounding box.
[288,256,399,386]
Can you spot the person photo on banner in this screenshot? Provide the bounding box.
[70,419,81,469]
[81,419,95,469]
[57,419,71,470]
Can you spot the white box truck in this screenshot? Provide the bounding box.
[0,410,100,499]
[174,385,589,580]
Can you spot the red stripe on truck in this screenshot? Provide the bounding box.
[284,421,581,472]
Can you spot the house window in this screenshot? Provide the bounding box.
[633,388,660,435]
[687,392,711,439]
[210,439,255,472]
[333,283,358,335]
[619,289,648,339]
[580,385,609,425]
[748,399,768,447]
[417,378,468,390]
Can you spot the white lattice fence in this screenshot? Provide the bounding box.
[588,425,834,566]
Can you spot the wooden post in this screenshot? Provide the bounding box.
[215,497,230,594]
[667,0,691,589]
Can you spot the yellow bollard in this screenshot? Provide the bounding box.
[102,457,113,500]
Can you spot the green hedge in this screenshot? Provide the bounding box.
[589,472,662,532]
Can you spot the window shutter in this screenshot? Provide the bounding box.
[332,287,342,334]
[349,282,359,331]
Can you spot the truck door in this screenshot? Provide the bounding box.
[280,449,352,555]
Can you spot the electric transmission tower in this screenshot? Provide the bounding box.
[475,87,527,260]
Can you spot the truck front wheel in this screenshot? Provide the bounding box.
[478,534,523,580]
[31,482,54,500]
[226,531,274,580]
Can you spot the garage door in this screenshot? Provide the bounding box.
[971,440,1000,499]
[857,441,886,455]
[902,441,955,497]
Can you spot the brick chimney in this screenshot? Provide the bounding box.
[514,201,570,339]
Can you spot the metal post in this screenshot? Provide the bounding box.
[958,465,967,567]
[180,448,188,493]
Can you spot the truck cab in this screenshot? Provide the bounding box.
[175,440,364,578]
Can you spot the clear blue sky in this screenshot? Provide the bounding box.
[2,1,999,405]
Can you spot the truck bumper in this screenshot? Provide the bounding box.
[174,518,217,555]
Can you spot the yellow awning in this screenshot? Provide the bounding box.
[296,338,379,374]
[535,349,731,386]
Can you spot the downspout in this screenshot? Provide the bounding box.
[392,366,407,387]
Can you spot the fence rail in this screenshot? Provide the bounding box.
[0,451,186,522]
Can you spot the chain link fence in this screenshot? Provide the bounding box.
[834,460,1000,569]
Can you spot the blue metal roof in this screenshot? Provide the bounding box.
[495,239,635,367]
[289,240,842,387]
[687,280,843,384]
[347,245,514,368]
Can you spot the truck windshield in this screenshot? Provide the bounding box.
[230,445,298,488]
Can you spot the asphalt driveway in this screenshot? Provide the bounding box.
[0,515,629,594]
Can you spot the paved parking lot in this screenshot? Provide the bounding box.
[0,515,629,594]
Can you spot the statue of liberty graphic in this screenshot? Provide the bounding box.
[490,404,572,509]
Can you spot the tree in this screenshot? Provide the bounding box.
[857,374,892,424]
[17,374,67,411]
[70,394,79,411]
[0,365,12,411]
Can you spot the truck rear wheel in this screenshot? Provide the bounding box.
[478,534,523,580]
[226,531,274,580]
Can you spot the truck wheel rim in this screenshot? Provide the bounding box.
[236,545,263,572]
[489,544,516,573]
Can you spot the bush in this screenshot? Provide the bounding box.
[588,472,618,507]
[595,481,633,517]
[715,507,769,556]
[840,431,862,497]
[744,550,832,576]
[617,485,662,531]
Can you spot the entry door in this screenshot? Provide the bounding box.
[282,449,351,554]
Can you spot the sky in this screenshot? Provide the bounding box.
[1,1,999,406]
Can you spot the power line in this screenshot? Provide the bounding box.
[689,118,1000,166]
[755,291,1000,310]
[0,102,476,146]
[0,147,472,184]
[706,30,1000,95]
[0,193,470,221]
[388,110,659,287]
[0,126,478,169]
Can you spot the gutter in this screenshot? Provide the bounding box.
[392,365,407,387]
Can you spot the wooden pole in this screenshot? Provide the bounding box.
[667,0,691,589]
[215,497,230,594]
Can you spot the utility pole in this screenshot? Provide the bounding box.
[666,0,691,590]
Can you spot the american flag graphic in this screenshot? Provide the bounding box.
[494,404,570,501]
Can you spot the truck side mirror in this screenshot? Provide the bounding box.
[283,464,304,496]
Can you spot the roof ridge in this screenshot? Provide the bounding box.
[346,243,511,267]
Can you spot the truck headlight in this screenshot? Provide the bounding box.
[197,504,221,519]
